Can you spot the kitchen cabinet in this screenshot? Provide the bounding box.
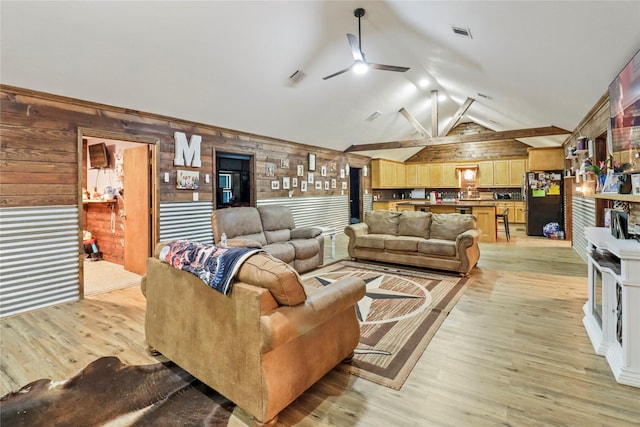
[372,159,405,188]
[405,164,418,187]
[509,159,526,186]
[476,161,494,187]
[472,206,497,243]
[514,201,526,223]
[528,147,564,171]
[493,161,510,186]
[442,163,459,187]
[429,164,444,187]
[494,159,527,187]
[373,201,400,211]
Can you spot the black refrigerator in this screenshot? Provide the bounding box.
[525,170,564,236]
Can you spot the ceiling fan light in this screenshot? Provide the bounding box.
[353,61,369,74]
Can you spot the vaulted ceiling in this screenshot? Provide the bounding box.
[2,1,639,161]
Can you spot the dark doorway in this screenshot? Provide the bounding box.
[216,152,252,208]
[349,168,361,223]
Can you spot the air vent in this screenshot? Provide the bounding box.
[477,92,492,100]
[289,70,305,83]
[365,111,382,122]
[452,26,472,38]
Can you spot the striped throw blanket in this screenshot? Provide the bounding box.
[159,240,261,295]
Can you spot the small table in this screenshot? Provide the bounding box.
[320,227,337,258]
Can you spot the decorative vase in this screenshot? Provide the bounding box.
[596,175,605,193]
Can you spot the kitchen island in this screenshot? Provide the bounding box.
[396,201,498,243]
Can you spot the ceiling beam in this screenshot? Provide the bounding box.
[439,97,475,137]
[399,107,430,138]
[344,125,571,152]
[431,90,438,137]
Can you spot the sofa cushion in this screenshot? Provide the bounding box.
[398,211,432,239]
[258,206,295,244]
[355,234,389,250]
[263,242,296,264]
[418,239,457,257]
[385,236,421,252]
[365,210,401,235]
[211,207,267,246]
[263,229,291,244]
[236,253,307,306]
[430,213,477,241]
[289,239,319,260]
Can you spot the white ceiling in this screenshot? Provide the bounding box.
[2,1,639,161]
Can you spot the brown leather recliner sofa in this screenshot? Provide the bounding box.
[345,210,482,275]
[142,243,365,426]
[211,205,324,274]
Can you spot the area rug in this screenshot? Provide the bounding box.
[303,261,472,390]
[0,356,235,426]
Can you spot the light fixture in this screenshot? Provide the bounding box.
[353,60,369,74]
[463,169,475,180]
[363,165,368,176]
[345,163,350,175]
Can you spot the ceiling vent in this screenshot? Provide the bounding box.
[451,26,472,39]
[289,70,306,83]
[366,110,382,121]
[477,92,492,100]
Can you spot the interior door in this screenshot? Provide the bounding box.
[123,145,150,275]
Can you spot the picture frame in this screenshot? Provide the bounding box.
[330,162,337,172]
[331,178,337,189]
[271,180,280,190]
[324,181,329,190]
[176,170,200,190]
[281,158,290,169]
[342,181,348,190]
[292,177,298,187]
[308,153,316,171]
[308,172,314,183]
[321,165,327,177]
[297,164,304,177]
[266,163,275,177]
[300,181,307,192]
[282,176,290,189]
[340,169,345,179]
[315,181,322,190]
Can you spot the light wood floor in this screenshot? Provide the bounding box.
[2,229,639,426]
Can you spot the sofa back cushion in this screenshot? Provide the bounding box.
[365,210,401,235]
[430,213,477,241]
[258,206,296,244]
[398,211,432,239]
[236,253,307,306]
[211,207,267,245]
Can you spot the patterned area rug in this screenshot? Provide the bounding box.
[303,261,472,390]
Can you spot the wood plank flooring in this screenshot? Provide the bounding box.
[2,229,639,426]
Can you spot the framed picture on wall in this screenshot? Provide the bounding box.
[282,176,290,189]
[292,177,298,187]
[271,180,280,190]
[297,164,304,176]
[176,170,200,190]
[331,178,337,189]
[266,163,275,177]
[315,181,322,190]
[308,153,316,171]
[342,181,348,190]
[308,172,314,183]
[301,181,307,192]
[324,181,329,190]
[321,165,327,177]
[281,158,290,169]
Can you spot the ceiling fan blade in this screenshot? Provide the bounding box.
[322,65,354,80]
[368,63,410,73]
[346,33,364,62]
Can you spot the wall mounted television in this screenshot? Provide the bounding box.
[88,142,109,169]
[609,49,640,152]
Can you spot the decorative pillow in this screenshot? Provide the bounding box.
[430,213,476,241]
[235,252,306,306]
[398,211,432,239]
[365,210,401,235]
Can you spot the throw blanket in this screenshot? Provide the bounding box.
[160,240,261,295]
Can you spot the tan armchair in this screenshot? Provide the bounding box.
[142,243,365,426]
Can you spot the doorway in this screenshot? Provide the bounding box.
[349,167,361,223]
[78,129,158,297]
[215,152,253,208]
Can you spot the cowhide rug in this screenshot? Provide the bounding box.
[0,356,235,426]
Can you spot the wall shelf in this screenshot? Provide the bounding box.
[591,193,640,203]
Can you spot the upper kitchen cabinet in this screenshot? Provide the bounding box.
[476,161,495,187]
[528,147,564,171]
[494,158,527,187]
[442,163,459,187]
[509,158,526,186]
[372,159,406,188]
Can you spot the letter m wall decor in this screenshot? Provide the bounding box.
[174,131,202,167]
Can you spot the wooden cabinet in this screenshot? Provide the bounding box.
[514,201,526,223]
[528,147,564,171]
[493,161,510,186]
[429,164,444,187]
[417,164,430,187]
[472,205,497,243]
[373,201,400,211]
[476,161,494,187]
[405,164,418,187]
[442,163,459,187]
[372,159,405,188]
[509,159,526,186]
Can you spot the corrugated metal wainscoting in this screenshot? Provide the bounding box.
[572,196,596,262]
[159,202,214,244]
[363,193,373,214]
[258,196,350,234]
[0,206,80,318]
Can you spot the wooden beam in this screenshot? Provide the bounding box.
[431,90,438,137]
[344,125,571,152]
[440,98,475,137]
[399,107,430,138]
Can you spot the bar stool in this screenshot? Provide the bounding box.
[497,208,511,241]
[455,207,471,214]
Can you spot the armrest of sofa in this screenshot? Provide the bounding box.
[344,222,369,258]
[260,276,366,352]
[290,226,322,239]
[456,228,482,248]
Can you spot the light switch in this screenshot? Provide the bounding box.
[163,172,169,183]
[192,192,199,201]
[205,174,210,183]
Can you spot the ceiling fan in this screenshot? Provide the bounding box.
[323,8,410,80]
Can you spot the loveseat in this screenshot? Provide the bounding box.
[142,243,365,426]
[211,205,324,273]
[344,210,481,275]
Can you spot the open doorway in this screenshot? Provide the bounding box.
[349,167,361,223]
[215,152,253,208]
[79,131,158,297]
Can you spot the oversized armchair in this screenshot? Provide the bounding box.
[142,243,365,426]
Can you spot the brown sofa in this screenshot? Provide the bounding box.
[345,210,481,275]
[211,205,324,274]
[142,243,365,426]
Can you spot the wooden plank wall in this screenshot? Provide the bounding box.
[407,123,530,162]
[0,85,371,208]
